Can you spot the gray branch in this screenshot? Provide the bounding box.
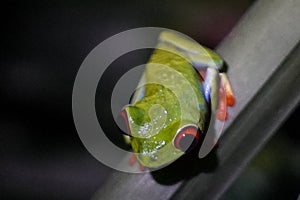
[93,0,300,199]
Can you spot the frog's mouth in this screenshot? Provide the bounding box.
[136,142,184,169]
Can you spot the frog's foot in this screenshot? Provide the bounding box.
[220,73,235,106]
[128,153,145,171]
[201,70,235,121]
[216,73,235,121]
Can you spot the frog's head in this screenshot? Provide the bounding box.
[121,103,201,169]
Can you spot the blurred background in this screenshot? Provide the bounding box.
[1,0,299,199]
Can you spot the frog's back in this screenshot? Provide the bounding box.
[147,48,202,97]
[140,46,208,131]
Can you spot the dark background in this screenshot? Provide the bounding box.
[1,1,299,199]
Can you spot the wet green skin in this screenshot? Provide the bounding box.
[124,47,209,168]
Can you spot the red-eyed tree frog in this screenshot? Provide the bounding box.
[121,31,235,170]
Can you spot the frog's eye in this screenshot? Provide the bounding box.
[120,109,132,136]
[174,125,199,152]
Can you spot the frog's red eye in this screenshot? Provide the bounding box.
[120,109,132,136]
[174,125,199,152]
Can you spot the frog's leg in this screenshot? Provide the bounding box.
[159,31,235,119]
[201,63,235,121]
[191,54,235,157]
[194,57,235,158]
[188,48,235,120]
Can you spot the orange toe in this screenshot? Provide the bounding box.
[128,154,136,166]
[217,83,227,121]
[221,73,235,107]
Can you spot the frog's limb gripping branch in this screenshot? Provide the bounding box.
[197,67,235,158]
[216,73,235,121]
[220,73,235,107]
[128,154,145,171]
[199,68,235,121]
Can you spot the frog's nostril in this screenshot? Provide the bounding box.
[174,125,199,152]
[119,109,132,136]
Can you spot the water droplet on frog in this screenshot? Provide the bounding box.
[150,154,158,160]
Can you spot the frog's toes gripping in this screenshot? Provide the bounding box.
[220,73,235,107]
[217,73,235,121]
[200,69,235,121]
[128,153,145,171]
